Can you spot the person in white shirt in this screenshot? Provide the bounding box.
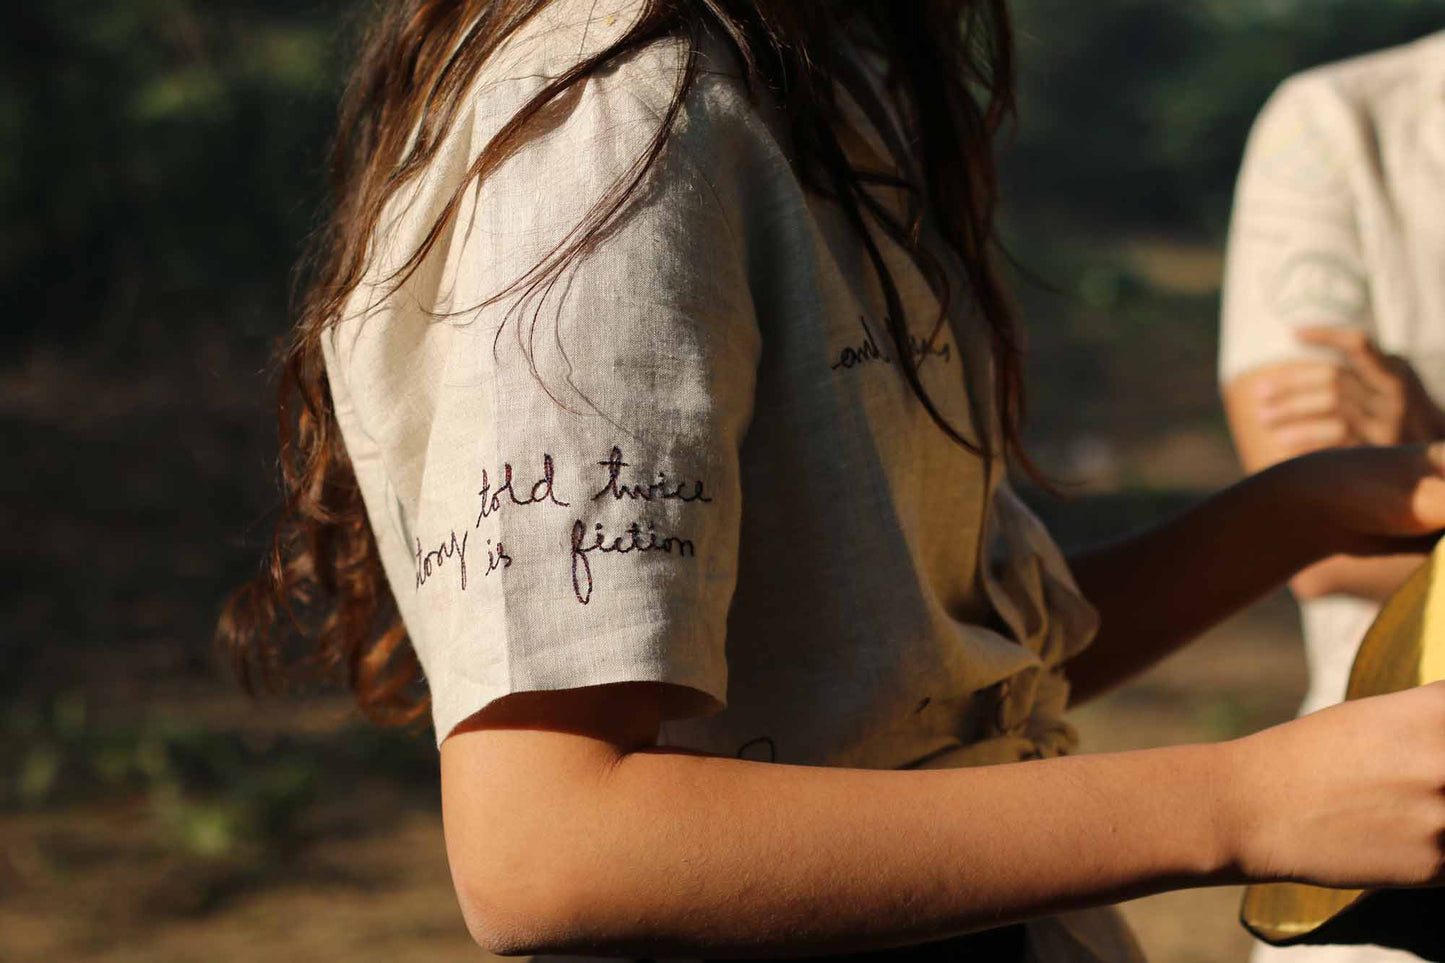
[1221,29,1445,963]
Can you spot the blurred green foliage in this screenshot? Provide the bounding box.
[4,691,434,863]
[1,1,347,355]
[2,0,1442,358]
[1007,0,1445,236]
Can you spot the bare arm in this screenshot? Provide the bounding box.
[442,684,1235,956]
[1063,461,1326,706]
[1062,440,1445,705]
[442,678,1445,958]
[441,445,1445,957]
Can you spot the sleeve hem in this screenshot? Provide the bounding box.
[431,661,728,749]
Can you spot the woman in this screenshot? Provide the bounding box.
[222,2,1445,960]
[1220,29,1445,963]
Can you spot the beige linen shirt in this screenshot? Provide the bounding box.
[1220,29,1445,963]
[323,3,1141,959]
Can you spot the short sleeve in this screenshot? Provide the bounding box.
[1218,77,1375,384]
[326,32,765,746]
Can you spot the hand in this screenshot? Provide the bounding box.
[1253,328,1445,456]
[1226,682,1445,889]
[1276,442,1445,558]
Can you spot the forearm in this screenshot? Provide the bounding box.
[1065,462,1331,705]
[445,732,1242,957]
[1218,362,1435,607]
[1289,552,1425,603]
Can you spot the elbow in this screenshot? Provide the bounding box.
[451,850,603,957]
[444,781,602,954]
[453,869,564,957]
[452,866,531,956]
[454,890,534,957]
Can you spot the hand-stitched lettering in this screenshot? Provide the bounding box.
[415,532,511,592]
[830,314,952,371]
[475,452,569,527]
[415,531,467,590]
[415,449,710,600]
[910,331,952,365]
[570,518,696,605]
[831,315,891,369]
[592,447,713,504]
[735,736,777,763]
[483,538,513,578]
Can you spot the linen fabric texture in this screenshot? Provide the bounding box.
[1218,29,1445,963]
[323,3,1139,960]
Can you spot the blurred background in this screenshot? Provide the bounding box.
[4,1,1444,960]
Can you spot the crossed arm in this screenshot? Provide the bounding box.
[1223,327,1444,603]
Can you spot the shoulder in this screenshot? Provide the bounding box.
[335,3,781,378]
[1292,30,1445,102]
[466,0,778,175]
[1254,31,1445,142]
[409,0,795,275]
[350,2,791,322]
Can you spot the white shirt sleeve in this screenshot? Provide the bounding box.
[1219,76,1375,385]
[327,38,765,745]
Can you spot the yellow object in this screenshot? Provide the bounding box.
[1418,549,1445,686]
[1240,540,1444,945]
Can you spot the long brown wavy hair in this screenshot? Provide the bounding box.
[219,0,1029,729]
